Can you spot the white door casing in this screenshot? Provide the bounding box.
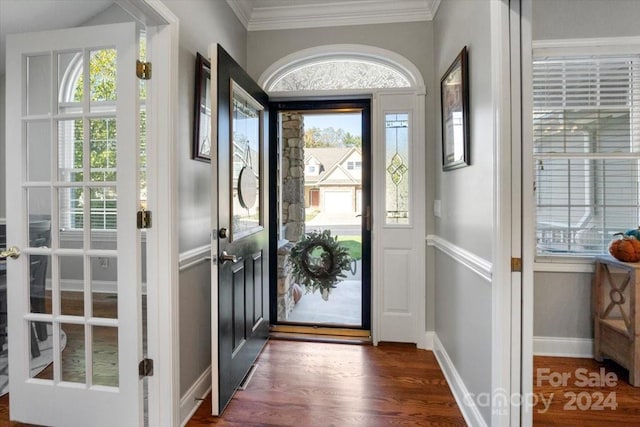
[260,46,428,345]
[6,23,143,426]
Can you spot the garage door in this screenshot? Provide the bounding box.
[323,191,352,213]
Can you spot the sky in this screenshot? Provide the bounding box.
[302,113,362,136]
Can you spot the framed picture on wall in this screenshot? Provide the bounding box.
[193,52,212,162]
[440,46,470,171]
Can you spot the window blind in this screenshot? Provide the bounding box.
[533,54,640,255]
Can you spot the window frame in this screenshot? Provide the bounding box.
[531,38,640,268]
[57,47,147,236]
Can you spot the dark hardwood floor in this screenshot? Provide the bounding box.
[187,340,465,426]
[533,356,640,426]
[4,332,640,426]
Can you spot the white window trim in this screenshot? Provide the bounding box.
[530,37,640,271]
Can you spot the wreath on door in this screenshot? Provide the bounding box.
[288,229,352,301]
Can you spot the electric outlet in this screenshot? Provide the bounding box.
[434,199,441,217]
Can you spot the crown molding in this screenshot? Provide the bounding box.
[246,0,433,32]
[226,0,252,29]
[428,0,441,18]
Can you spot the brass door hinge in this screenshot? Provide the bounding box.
[136,60,152,80]
[511,257,522,272]
[137,208,152,229]
[139,358,154,377]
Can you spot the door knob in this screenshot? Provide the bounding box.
[0,246,21,260]
[220,251,239,264]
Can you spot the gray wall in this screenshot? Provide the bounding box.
[247,21,433,87]
[0,74,5,219]
[534,272,592,339]
[433,0,495,423]
[162,0,247,398]
[531,0,640,340]
[533,0,640,41]
[165,0,247,253]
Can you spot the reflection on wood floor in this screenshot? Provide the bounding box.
[36,291,121,386]
[5,339,640,425]
[534,356,640,426]
[187,340,466,426]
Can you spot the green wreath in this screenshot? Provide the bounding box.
[289,229,352,300]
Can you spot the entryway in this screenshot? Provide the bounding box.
[271,103,371,331]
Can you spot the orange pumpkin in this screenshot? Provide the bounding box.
[609,235,640,262]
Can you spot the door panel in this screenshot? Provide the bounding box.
[374,92,426,344]
[5,23,142,426]
[213,44,270,414]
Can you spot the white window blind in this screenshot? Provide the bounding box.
[533,53,640,255]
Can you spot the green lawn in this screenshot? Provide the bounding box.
[337,235,362,260]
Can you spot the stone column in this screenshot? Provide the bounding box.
[281,112,305,243]
[277,113,306,320]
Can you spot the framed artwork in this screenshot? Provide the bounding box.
[193,53,212,162]
[440,46,470,171]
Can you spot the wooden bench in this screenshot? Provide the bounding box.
[593,254,640,386]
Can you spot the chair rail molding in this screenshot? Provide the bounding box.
[426,235,492,282]
[179,244,211,271]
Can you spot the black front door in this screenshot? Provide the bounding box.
[216,44,270,412]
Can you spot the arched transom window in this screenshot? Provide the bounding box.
[270,59,410,91]
[260,45,423,92]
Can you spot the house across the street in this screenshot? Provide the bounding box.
[304,147,362,214]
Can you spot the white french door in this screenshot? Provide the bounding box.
[4,22,143,426]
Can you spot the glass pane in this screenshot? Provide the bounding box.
[92,325,118,387]
[270,59,411,91]
[90,187,117,247]
[57,51,83,109]
[26,121,51,181]
[91,256,117,319]
[26,54,51,116]
[140,109,147,210]
[30,321,53,380]
[29,254,51,316]
[60,256,84,317]
[89,49,117,106]
[58,119,84,182]
[60,323,85,384]
[231,82,262,240]
[385,113,410,224]
[89,118,117,182]
[58,187,83,248]
[27,190,51,246]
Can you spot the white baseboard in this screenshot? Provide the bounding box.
[533,336,594,358]
[433,334,487,427]
[180,365,212,427]
[418,331,434,350]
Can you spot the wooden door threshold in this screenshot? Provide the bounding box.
[270,325,371,345]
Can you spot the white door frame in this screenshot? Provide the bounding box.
[267,87,426,347]
[116,1,180,426]
[490,0,525,425]
[519,0,535,425]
